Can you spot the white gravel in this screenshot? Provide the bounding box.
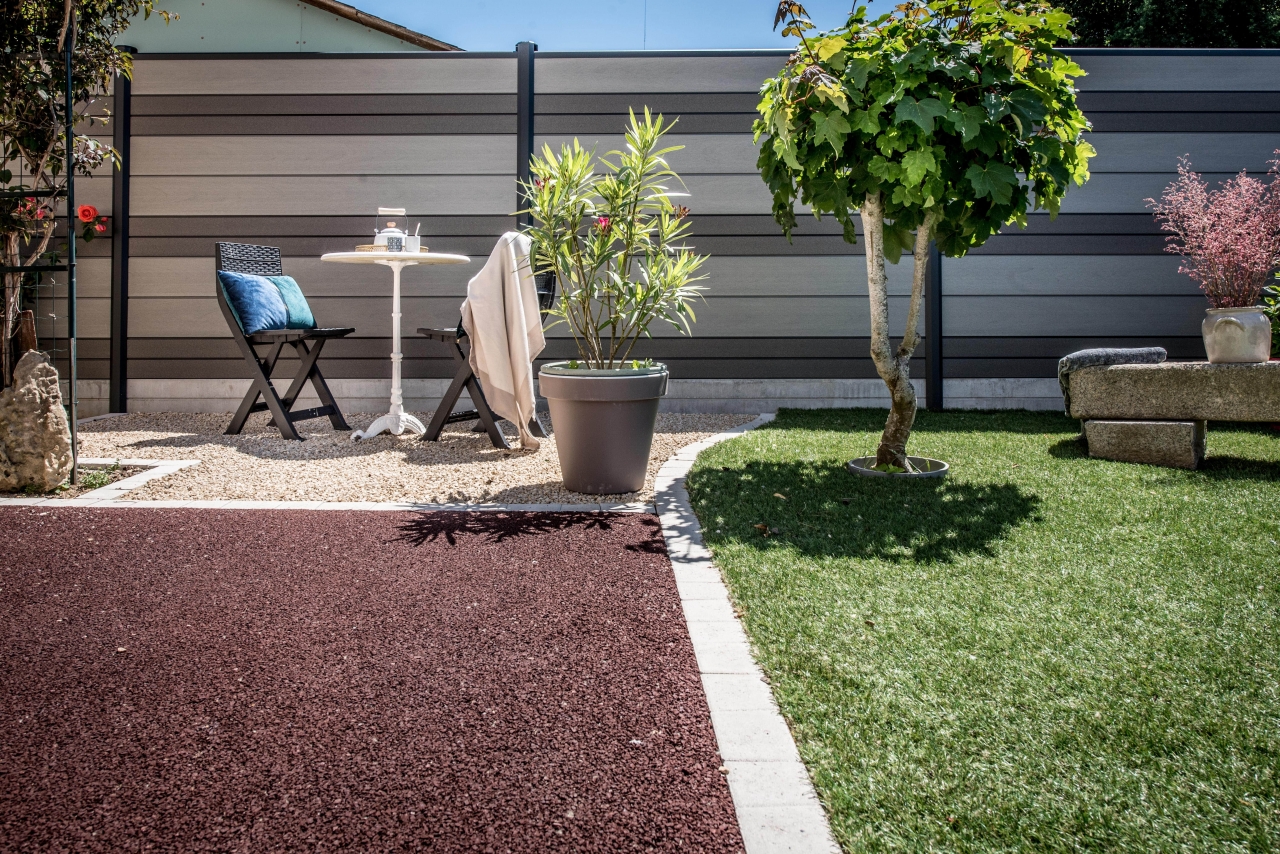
[78,411,755,504]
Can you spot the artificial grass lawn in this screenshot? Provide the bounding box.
[687,409,1280,853]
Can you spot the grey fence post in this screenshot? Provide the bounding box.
[109,47,135,414]
[515,41,537,230]
[925,241,943,411]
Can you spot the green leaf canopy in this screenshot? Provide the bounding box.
[755,0,1095,259]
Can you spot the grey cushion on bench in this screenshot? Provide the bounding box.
[1058,347,1167,415]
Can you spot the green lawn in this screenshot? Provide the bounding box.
[687,409,1280,853]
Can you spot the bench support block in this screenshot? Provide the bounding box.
[1084,419,1206,470]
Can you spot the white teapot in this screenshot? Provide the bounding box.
[373,207,408,252]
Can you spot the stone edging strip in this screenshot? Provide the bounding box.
[654,413,840,854]
[77,458,204,501]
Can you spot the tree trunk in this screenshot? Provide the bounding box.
[859,193,938,470]
[16,310,38,354]
[3,233,20,388]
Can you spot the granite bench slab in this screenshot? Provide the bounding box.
[1068,361,1280,422]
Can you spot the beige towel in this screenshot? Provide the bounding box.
[460,232,546,449]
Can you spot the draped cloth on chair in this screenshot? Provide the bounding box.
[460,232,546,449]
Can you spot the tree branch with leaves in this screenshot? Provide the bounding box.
[756,0,1094,470]
[1,0,173,386]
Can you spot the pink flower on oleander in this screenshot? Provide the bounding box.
[595,216,611,233]
[534,178,546,190]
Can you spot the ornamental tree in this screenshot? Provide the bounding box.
[756,0,1094,469]
[1,0,170,385]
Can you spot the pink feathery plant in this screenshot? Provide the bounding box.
[1148,152,1280,309]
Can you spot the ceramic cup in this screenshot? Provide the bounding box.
[405,235,421,253]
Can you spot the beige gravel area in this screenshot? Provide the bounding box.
[78,412,754,504]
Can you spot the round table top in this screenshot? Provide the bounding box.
[321,250,471,265]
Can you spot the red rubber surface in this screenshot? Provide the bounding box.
[0,508,742,852]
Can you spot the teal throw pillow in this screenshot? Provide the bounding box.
[217,270,288,334]
[268,275,317,329]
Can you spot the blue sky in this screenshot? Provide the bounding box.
[350,1,894,52]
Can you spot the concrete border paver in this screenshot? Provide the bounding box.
[653,412,840,854]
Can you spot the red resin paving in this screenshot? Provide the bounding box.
[0,508,742,853]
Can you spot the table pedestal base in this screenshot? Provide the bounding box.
[353,411,426,441]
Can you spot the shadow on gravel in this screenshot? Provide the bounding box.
[691,460,1041,565]
[395,511,663,547]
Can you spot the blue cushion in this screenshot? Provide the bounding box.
[217,270,288,334]
[268,275,317,330]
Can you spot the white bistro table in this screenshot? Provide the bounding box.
[320,250,470,440]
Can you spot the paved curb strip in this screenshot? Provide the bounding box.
[654,413,840,854]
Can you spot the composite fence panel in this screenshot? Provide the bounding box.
[112,48,1280,413]
[125,53,518,410]
[944,49,1280,408]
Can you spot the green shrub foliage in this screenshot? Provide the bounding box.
[1058,0,1280,48]
[755,0,1095,261]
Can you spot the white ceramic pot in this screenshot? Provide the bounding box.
[1202,307,1272,364]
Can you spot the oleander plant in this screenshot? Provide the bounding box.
[520,108,708,370]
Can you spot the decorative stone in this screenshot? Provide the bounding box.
[1068,361,1280,422]
[0,351,73,492]
[1084,420,1206,470]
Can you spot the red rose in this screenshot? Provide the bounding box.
[77,204,98,222]
[94,222,106,233]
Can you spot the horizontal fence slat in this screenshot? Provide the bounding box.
[131,176,515,217]
[133,115,518,136]
[943,295,1207,337]
[128,295,923,339]
[943,255,1198,296]
[132,135,517,176]
[132,57,518,96]
[132,93,518,116]
[1072,54,1280,91]
[535,56,787,93]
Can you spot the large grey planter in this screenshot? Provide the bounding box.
[538,362,668,494]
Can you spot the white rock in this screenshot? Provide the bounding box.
[0,351,73,492]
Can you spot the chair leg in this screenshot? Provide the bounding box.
[285,340,350,431]
[424,362,473,441]
[228,340,301,440]
[465,374,510,449]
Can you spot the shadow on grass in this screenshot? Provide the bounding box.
[691,459,1041,565]
[394,511,665,547]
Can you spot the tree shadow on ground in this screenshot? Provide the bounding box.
[690,459,1041,565]
[394,511,663,547]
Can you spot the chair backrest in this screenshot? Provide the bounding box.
[215,242,284,276]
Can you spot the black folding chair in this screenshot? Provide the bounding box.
[419,272,555,450]
[215,242,354,441]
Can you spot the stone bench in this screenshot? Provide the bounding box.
[1066,361,1280,469]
